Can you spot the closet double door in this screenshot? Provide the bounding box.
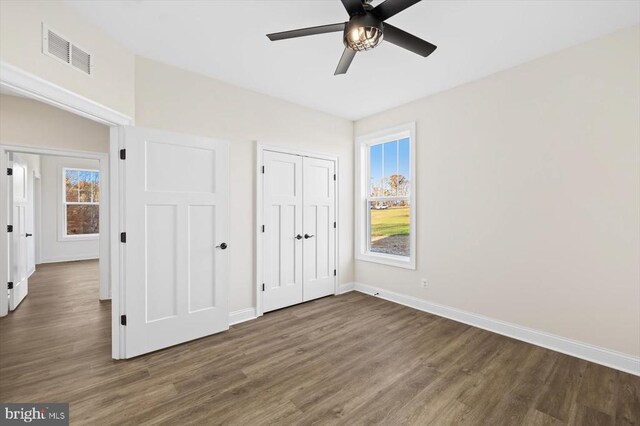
[263,150,336,313]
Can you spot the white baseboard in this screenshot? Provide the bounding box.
[229,308,257,326]
[337,282,355,294]
[353,282,640,376]
[39,254,99,264]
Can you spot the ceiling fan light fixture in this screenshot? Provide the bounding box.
[343,15,384,52]
[345,26,383,51]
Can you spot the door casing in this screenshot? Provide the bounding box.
[255,144,340,317]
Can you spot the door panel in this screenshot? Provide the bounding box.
[145,204,178,322]
[262,151,303,312]
[303,157,336,301]
[9,159,28,311]
[123,127,229,358]
[188,205,217,312]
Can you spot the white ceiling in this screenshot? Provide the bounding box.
[68,0,640,120]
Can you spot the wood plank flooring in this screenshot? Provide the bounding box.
[1,260,638,425]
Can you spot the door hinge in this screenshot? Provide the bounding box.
[7,168,13,176]
[262,225,265,233]
[334,269,337,276]
[261,166,265,174]
[120,315,127,326]
[120,232,126,243]
[333,173,336,181]
[262,283,265,292]
[119,149,126,160]
[7,225,12,233]
[333,221,336,229]
[7,282,13,290]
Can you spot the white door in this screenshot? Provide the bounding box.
[122,127,229,358]
[262,151,336,313]
[302,157,336,301]
[262,151,303,312]
[9,157,29,311]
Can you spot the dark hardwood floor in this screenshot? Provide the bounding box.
[0,260,638,425]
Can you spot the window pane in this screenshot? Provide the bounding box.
[398,138,410,196]
[66,205,99,235]
[369,200,410,257]
[383,141,398,195]
[65,170,79,202]
[78,170,93,202]
[91,172,100,202]
[369,144,383,197]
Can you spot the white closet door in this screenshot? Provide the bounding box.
[262,151,303,312]
[122,126,229,358]
[302,157,336,301]
[9,157,28,311]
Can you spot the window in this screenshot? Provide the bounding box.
[356,123,416,269]
[63,168,99,238]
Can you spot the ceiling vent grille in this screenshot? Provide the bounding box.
[42,24,93,76]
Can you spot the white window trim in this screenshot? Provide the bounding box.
[59,167,100,241]
[355,122,416,270]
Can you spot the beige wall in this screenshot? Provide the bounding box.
[135,57,354,312]
[354,26,640,357]
[0,94,109,153]
[0,0,135,118]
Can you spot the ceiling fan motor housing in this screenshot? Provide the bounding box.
[344,13,384,51]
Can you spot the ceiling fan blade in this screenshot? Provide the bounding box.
[334,47,356,75]
[267,23,345,41]
[383,23,437,57]
[372,0,422,21]
[341,0,366,16]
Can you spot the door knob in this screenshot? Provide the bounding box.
[216,242,228,250]
[295,234,303,240]
[25,233,32,237]
[304,234,314,239]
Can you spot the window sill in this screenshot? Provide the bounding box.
[59,234,100,242]
[355,252,416,270]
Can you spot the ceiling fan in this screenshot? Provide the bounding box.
[266,0,437,75]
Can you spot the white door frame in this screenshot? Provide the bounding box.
[0,62,132,360]
[255,143,340,318]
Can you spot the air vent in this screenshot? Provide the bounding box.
[71,45,91,75]
[47,29,70,63]
[42,24,93,76]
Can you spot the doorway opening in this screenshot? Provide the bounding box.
[3,149,108,315]
[1,64,130,358]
